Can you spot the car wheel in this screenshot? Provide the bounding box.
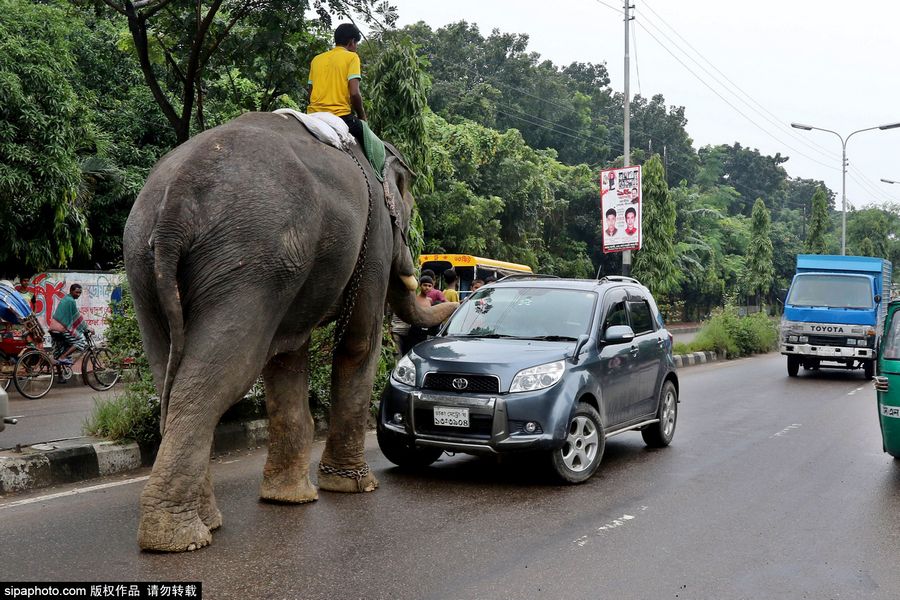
[548,403,605,484]
[787,355,800,377]
[864,360,875,380]
[642,380,677,448]
[376,395,443,469]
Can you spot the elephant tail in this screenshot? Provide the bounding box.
[153,185,188,436]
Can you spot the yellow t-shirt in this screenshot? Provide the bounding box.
[307,46,361,117]
[443,289,460,303]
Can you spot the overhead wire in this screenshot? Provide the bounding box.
[640,0,839,161]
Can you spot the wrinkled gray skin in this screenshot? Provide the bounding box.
[123,112,457,552]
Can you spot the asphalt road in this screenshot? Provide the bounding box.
[1,353,897,599]
[1,380,120,449]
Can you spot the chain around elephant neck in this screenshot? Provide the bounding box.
[334,150,375,349]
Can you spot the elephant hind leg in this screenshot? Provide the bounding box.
[260,343,318,504]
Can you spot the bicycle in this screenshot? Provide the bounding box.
[14,329,119,399]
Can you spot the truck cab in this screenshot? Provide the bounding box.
[780,255,891,379]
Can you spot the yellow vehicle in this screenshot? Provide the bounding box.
[418,254,533,299]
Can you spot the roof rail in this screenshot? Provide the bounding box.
[496,273,560,281]
[599,275,641,284]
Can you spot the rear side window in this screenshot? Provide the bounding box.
[627,300,655,335]
[883,314,900,360]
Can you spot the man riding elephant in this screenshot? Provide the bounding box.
[307,23,367,144]
[124,105,456,551]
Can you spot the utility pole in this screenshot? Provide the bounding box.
[622,0,634,276]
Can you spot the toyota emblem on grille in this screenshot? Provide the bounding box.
[452,378,469,390]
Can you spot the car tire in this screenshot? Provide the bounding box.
[642,380,678,448]
[376,396,443,469]
[864,360,875,380]
[787,355,800,377]
[548,402,605,484]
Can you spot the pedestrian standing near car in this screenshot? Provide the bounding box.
[442,269,460,303]
[49,284,92,365]
[420,269,447,304]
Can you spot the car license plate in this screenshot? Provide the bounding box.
[882,404,900,419]
[434,406,469,428]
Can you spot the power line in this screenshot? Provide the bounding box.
[634,15,839,171]
[640,0,840,161]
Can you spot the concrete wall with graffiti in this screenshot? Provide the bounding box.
[17,271,122,343]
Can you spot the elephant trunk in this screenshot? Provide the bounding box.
[389,285,458,329]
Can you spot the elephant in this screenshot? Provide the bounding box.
[123,112,457,552]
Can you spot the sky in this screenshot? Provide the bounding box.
[377,0,900,209]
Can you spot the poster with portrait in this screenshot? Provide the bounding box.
[600,165,642,253]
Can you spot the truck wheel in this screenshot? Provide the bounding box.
[787,356,800,377]
[864,360,875,380]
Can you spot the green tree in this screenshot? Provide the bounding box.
[102,0,383,143]
[365,36,432,184]
[746,198,774,304]
[805,187,830,254]
[857,237,876,257]
[0,0,93,273]
[633,155,680,295]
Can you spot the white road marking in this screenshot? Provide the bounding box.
[573,507,648,548]
[0,475,149,511]
[771,423,802,438]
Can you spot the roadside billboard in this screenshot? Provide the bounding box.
[600,165,642,253]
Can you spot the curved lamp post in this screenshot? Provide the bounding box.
[791,121,900,255]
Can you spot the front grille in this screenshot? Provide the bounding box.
[806,335,872,347]
[414,408,493,439]
[423,373,500,394]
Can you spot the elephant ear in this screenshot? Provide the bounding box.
[384,142,417,178]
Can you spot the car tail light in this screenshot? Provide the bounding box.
[874,376,889,392]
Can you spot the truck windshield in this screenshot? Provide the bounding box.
[446,287,597,339]
[787,274,873,309]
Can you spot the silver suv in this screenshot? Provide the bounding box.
[378,276,679,483]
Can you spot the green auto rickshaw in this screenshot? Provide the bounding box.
[874,300,900,459]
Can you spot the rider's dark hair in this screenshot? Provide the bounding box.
[70,283,82,293]
[334,23,362,46]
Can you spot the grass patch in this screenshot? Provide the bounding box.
[675,306,778,359]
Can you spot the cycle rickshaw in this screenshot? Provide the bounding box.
[0,282,119,399]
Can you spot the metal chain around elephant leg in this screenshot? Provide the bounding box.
[333,150,375,349]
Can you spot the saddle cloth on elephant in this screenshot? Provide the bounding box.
[274,109,387,181]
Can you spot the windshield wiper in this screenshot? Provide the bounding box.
[455,333,519,339]
[527,335,579,341]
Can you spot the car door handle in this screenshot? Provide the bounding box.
[629,345,639,356]
[657,338,665,347]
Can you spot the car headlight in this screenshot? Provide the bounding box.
[392,354,417,387]
[510,360,565,393]
[781,320,802,335]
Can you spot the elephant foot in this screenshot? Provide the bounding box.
[138,507,212,553]
[317,462,379,493]
[260,474,319,504]
[199,503,223,531]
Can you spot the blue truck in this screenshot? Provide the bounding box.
[780,254,892,379]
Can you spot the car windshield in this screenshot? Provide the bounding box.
[445,287,597,339]
[787,274,873,309]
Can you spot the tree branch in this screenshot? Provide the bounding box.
[101,0,128,16]
[199,6,248,72]
[180,0,226,133]
[122,1,184,140]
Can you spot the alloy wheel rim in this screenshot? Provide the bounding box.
[560,416,599,472]
[662,390,676,437]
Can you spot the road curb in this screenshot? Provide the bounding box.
[673,350,726,368]
[0,419,270,495]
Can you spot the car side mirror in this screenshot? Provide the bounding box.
[603,325,635,344]
[875,294,882,304]
[570,334,590,364]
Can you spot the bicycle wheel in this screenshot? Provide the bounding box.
[83,348,120,391]
[14,349,54,399]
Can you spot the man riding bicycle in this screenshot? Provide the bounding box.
[49,283,93,365]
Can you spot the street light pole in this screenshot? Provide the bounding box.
[791,121,900,256]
